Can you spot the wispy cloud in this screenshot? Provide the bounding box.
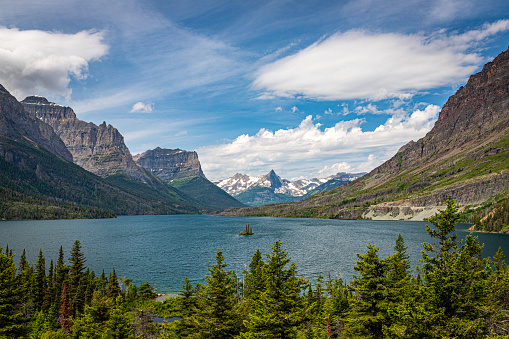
[0,27,108,100]
[175,130,188,137]
[253,20,509,101]
[130,101,154,113]
[199,104,440,180]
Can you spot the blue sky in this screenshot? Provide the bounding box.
[1,0,508,181]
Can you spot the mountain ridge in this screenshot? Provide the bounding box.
[216,170,365,206]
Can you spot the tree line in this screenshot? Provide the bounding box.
[0,240,158,338]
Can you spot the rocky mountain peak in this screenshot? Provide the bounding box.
[22,96,51,105]
[0,85,72,162]
[263,169,283,189]
[21,97,155,184]
[134,147,206,181]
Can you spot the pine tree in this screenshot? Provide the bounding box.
[68,240,86,314]
[97,269,107,294]
[54,245,67,306]
[34,248,47,311]
[240,240,307,339]
[344,244,387,339]
[179,277,196,317]
[384,234,411,303]
[45,259,55,310]
[16,249,31,319]
[243,249,265,300]
[0,248,25,337]
[184,250,241,338]
[18,249,27,273]
[58,284,72,334]
[107,268,121,299]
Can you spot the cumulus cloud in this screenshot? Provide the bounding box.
[253,20,509,101]
[199,104,440,180]
[0,27,108,99]
[318,162,352,177]
[130,101,154,113]
[355,103,382,115]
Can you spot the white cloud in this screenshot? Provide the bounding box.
[175,130,188,137]
[318,162,352,177]
[355,103,382,115]
[253,20,509,101]
[199,104,440,180]
[324,108,333,115]
[275,106,283,112]
[0,27,108,100]
[130,101,154,113]
[357,154,379,172]
[291,106,299,113]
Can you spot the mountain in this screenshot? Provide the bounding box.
[21,96,156,185]
[219,48,509,220]
[134,147,245,210]
[133,147,205,181]
[0,85,201,219]
[216,170,364,206]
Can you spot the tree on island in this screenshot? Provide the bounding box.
[239,224,253,236]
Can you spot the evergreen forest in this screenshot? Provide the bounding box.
[2,198,509,338]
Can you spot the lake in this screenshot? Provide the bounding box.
[0,215,507,295]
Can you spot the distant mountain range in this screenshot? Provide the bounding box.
[215,170,365,206]
[218,47,509,221]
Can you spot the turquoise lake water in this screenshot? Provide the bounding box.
[1,215,507,294]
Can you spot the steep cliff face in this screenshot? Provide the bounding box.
[21,96,154,184]
[220,47,509,219]
[134,147,206,181]
[0,86,72,162]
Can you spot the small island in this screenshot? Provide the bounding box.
[239,224,253,236]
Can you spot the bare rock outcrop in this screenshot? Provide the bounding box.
[21,96,154,184]
[134,147,206,182]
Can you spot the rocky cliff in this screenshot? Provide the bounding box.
[134,147,244,210]
[21,96,154,184]
[0,86,72,162]
[219,47,509,219]
[134,147,206,181]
